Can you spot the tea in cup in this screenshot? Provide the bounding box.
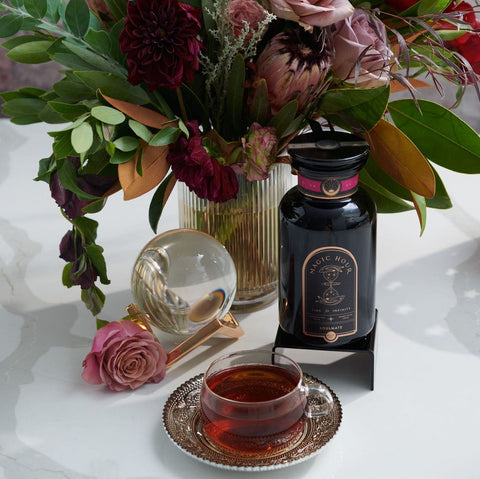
[199,350,334,455]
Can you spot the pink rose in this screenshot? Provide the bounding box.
[332,9,391,88]
[82,320,167,391]
[266,0,354,29]
[228,0,267,40]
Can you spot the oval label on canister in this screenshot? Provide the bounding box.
[302,246,358,342]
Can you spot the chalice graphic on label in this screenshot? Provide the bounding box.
[315,265,345,306]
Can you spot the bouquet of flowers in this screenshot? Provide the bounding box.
[1,0,479,315]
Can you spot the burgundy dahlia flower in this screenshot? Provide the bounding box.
[119,0,203,91]
[167,121,239,203]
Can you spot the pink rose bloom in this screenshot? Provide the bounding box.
[82,320,167,391]
[237,123,278,181]
[228,0,267,40]
[267,0,354,29]
[332,9,391,88]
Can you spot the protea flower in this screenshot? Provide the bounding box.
[119,0,203,91]
[253,29,333,115]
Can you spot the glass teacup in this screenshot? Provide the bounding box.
[199,350,334,456]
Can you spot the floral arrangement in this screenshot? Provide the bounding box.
[1,0,480,316]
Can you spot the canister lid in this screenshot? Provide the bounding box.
[288,130,369,175]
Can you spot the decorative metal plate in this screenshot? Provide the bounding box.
[162,373,342,471]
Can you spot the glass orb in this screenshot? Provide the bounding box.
[131,229,237,335]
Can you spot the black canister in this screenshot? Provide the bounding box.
[279,131,376,347]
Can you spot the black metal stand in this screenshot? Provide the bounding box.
[273,309,378,390]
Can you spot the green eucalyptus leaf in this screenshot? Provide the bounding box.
[91,105,125,125]
[389,99,480,173]
[129,119,153,142]
[24,0,47,18]
[74,71,150,105]
[113,136,139,152]
[71,121,94,153]
[81,285,105,316]
[110,149,135,164]
[85,28,112,55]
[320,85,389,132]
[149,127,180,146]
[0,13,24,38]
[269,101,298,138]
[7,40,53,64]
[63,0,90,38]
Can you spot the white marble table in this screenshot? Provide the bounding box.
[1,119,480,479]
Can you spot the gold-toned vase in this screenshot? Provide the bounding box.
[178,164,293,312]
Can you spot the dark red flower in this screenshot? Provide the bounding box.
[119,0,203,90]
[167,121,239,202]
[59,229,82,262]
[50,157,116,219]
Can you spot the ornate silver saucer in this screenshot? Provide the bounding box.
[162,373,342,471]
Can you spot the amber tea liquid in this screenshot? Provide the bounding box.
[200,364,306,454]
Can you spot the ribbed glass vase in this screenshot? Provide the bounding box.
[178,164,293,312]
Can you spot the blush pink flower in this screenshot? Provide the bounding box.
[82,320,167,391]
[119,0,203,90]
[332,9,391,88]
[167,121,239,202]
[228,0,267,40]
[266,0,354,29]
[253,29,333,115]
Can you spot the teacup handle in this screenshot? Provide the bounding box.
[302,382,334,418]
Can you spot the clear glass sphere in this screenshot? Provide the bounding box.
[131,229,237,335]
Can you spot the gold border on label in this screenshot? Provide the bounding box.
[301,246,358,342]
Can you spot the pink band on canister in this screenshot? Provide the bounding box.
[298,174,359,196]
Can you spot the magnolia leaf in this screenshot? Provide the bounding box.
[0,14,24,38]
[149,172,176,232]
[389,99,480,173]
[365,119,435,198]
[359,169,414,213]
[320,85,389,132]
[389,78,432,93]
[71,121,93,153]
[102,94,174,128]
[128,119,153,142]
[7,40,53,64]
[410,191,427,235]
[91,105,125,125]
[118,143,170,200]
[64,0,90,38]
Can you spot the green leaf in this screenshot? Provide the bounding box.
[417,0,450,15]
[74,71,150,105]
[48,101,90,121]
[249,78,269,125]
[63,0,90,38]
[109,149,135,164]
[389,99,480,173]
[53,76,96,102]
[73,216,99,243]
[62,263,74,288]
[149,127,180,146]
[426,168,452,209]
[56,158,99,200]
[7,40,53,64]
[113,136,139,152]
[51,130,75,159]
[411,191,427,236]
[268,101,298,138]
[224,53,245,138]
[45,0,61,23]
[24,0,47,18]
[96,318,109,330]
[2,34,43,50]
[2,97,45,117]
[320,85,390,132]
[85,28,112,55]
[0,13,24,38]
[108,20,124,63]
[71,122,94,153]
[149,172,174,232]
[129,119,153,142]
[91,105,125,125]
[104,0,127,20]
[84,244,110,285]
[38,104,67,124]
[81,285,105,316]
